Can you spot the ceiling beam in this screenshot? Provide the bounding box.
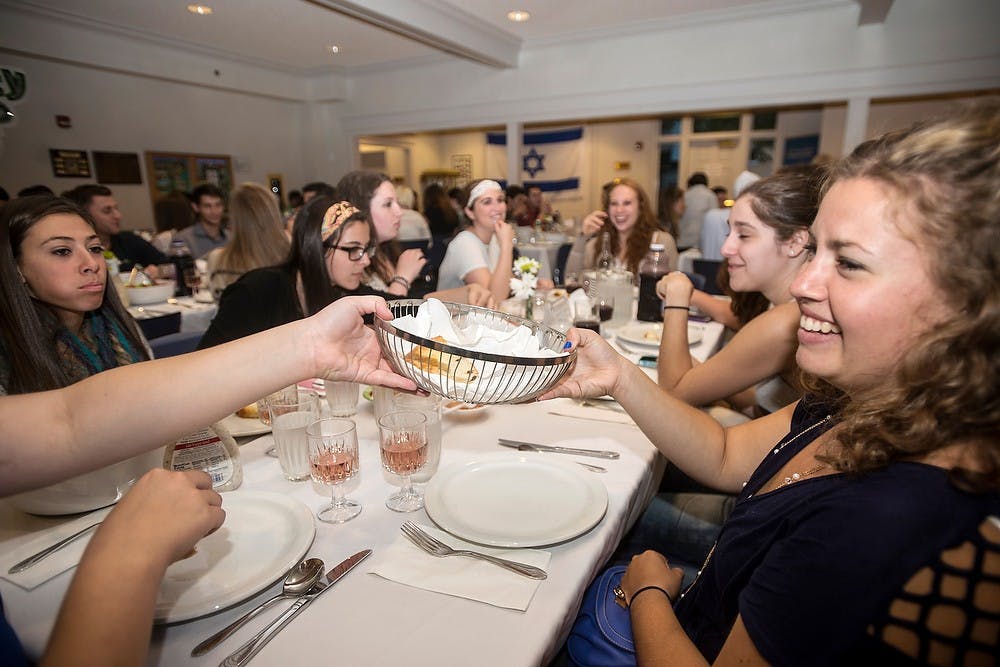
[854,0,894,25]
[309,0,521,68]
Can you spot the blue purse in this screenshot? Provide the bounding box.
[566,565,636,666]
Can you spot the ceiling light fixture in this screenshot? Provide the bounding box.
[187,4,212,15]
[507,10,530,22]
[329,45,340,54]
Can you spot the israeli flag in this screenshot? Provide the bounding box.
[486,127,584,200]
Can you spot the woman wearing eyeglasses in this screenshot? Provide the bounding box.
[199,198,485,348]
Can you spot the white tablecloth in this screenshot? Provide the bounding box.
[128,296,217,333]
[0,397,662,666]
[0,318,725,666]
[516,241,567,282]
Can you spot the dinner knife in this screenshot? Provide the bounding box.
[498,438,620,460]
[219,549,372,667]
[7,521,102,575]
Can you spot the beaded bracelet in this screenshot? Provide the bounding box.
[390,275,411,290]
[629,585,674,607]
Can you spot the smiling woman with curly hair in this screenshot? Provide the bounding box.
[548,100,999,665]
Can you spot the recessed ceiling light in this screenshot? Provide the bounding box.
[507,10,530,22]
[187,4,212,15]
[329,45,340,54]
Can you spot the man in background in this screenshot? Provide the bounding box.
[676,172,717,251]
[175,183,228,258]
[63,184,167,275]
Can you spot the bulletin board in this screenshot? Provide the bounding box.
[144,151,233,204]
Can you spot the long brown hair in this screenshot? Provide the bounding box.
[0,196,148,393]
[809,101,1000,490]
[595,178,661,274]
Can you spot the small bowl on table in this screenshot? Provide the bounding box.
[125,280,175,305]
[374,300,576,405]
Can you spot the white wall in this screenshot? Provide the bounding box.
[0,54,308,230]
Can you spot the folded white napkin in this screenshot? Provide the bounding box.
[0,506,113,590]
[548,401,636,425]
[370,523,550,611]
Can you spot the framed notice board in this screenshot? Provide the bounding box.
[49,149,91,178]
[145,151,233,204]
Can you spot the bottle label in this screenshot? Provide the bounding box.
[166,427,235,488]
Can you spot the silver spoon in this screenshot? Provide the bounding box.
[190,557,324,656]
[516,444,607,473]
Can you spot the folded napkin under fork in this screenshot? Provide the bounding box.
[369,522,551,611]
[1,506,113,590]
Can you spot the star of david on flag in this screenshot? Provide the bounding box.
[486,127,583,200]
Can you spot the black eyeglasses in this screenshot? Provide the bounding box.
[327,244,376,261]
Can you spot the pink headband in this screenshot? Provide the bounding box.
[321,201,361,242]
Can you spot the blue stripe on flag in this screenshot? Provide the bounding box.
[525,128,583,144]
[525,178,579,192]
[486,127,583,146]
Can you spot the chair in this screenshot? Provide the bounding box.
[554,242,573,285]
[692,259,724,296]
[150,330,203,358]
[135,311,181,340]
[682,271,707,291]
[414,235,451,294]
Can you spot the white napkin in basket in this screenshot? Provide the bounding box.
[0,506,113,590]
[370,523,550,611]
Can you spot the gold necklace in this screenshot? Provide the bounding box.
[747,414,832,499]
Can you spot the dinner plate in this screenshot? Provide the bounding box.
[425,453,608,547]
[218,413,270,438]
[616,322,704,348]
[154,491,314,623]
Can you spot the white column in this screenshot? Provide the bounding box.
[842,96,870,155]
[506,121,522,186]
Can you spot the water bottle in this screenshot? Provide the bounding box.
[169,239,195,297]
[637,243,669,322]
[596,232,614,275]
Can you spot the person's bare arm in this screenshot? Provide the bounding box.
[620,551,771,667]
[41,469,225,667]
[690,291,741,331]
[659,300,800,407]
[0,296,417,495]
[541,328,794,491]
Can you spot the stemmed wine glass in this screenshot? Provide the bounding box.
[306,418,361,523]
[377,410,428,512]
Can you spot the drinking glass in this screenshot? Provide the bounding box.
[597,295,615,324]
[325,381,359,417]
[256,384,298,427]
[573,298,602,334]
[391,393,442,484]
[306,418,361,523]
[377,410,427,512]
[269,394,319,481]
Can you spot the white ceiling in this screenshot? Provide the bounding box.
[4,0,882,73]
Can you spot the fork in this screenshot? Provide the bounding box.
[400,522,547,579]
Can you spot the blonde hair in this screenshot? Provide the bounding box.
[212,183,290,280]
[811,100,1000,489]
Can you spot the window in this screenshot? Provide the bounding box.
[658,142,680,189]
[752,111,777,130]
[660,117,682,135]
[692,113,740,133]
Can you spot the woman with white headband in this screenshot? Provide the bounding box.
[436,179,516,304]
